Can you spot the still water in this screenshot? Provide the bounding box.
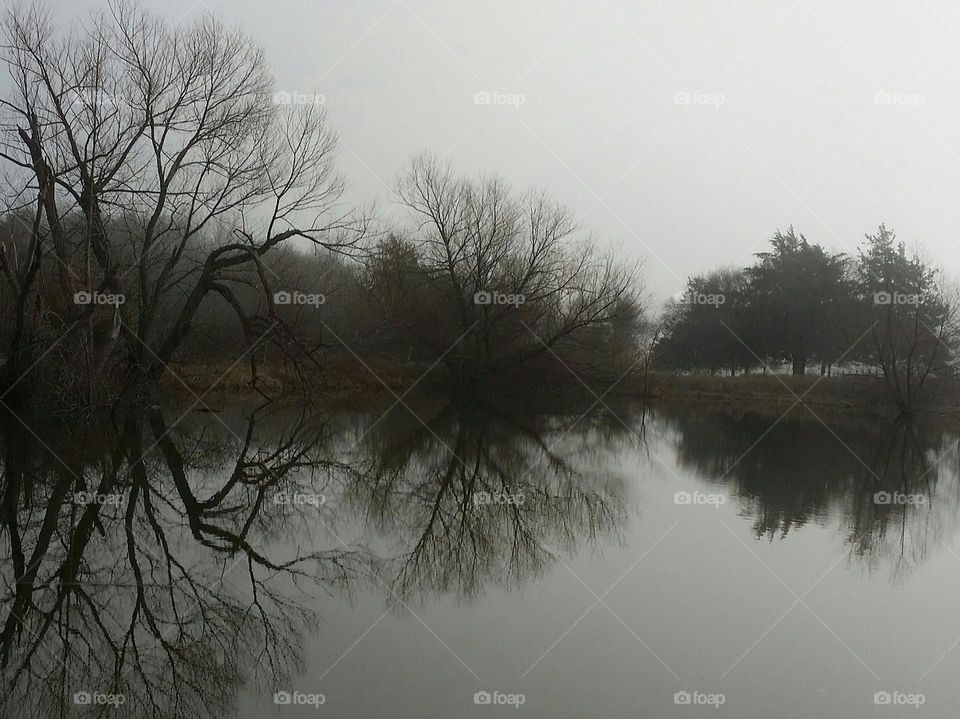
[3,397,960,717]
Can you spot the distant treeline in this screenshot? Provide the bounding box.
[652,225,958,412]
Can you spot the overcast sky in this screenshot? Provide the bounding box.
[34,0,960,302]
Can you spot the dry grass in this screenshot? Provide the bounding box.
[651,372,892,410]
[162,357,960,419]
[162,355,428,399]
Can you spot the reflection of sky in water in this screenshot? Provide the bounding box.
[3,400,960,717]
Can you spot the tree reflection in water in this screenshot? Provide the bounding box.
[0,396,630,717]
[655,403,960,577]
[0,402,373,718]
[336,397,629,602]
[4,397,959,716]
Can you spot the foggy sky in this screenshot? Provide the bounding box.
[23,0,960,302]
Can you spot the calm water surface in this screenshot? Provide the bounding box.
[3,398,959,717]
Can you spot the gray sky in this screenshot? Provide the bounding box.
[36,0,960,301]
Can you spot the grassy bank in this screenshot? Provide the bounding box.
[651,372,883,407]
[651,372,960,416]
[163,358,960,418]
[163,356,432,401]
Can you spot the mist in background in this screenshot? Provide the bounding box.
[17,0,960,301]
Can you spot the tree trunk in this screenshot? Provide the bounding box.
[792,352,806,376]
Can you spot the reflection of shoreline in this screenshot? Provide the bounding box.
[655,402,960,575]
[331,397,631,603]
[0,404,370,719]
[6,396,954,716]
[0,398,634,717]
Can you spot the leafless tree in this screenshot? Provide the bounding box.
[0,0,366,406]
[373,153,643,385]
[857,229,959,413]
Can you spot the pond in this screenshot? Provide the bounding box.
[2,396,958,717]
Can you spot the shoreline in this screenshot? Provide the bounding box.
[161,361,960,419]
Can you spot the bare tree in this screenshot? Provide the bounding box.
[373,153,643,385]
[0,0,366,406]
[857,227,959,414]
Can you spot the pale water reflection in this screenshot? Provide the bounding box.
[2,398,960,717]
